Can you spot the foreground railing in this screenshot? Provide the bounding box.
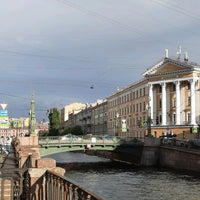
[0,168,24,200]
[21,169,103,200]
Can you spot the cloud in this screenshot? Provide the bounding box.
[0,0,199,120]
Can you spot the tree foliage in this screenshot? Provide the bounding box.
[62,126,83,136]
[48,108,61,136]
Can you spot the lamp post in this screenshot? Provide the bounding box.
[114,112,119,137]
[147,98,151,136]
[29,92,36,136]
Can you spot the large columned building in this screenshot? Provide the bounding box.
[143,54,200,137]
[107,51,200,139]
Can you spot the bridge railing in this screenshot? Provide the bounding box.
[39,135,121,146]
[39,135,145,144]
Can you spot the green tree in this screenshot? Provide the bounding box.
[62,126,83,136]
[71,126,83,135]
[48,108,61,136]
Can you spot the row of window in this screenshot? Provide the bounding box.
[108,101,148,120]
[172,97,191,107]
[109,87,146,107]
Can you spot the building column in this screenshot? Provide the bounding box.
[190,79,196,125]
[175,81,181,125]
[162,82,167,126]
[148,84,153,122]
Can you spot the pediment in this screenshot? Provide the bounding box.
[143,58,193,77]
[156,63,187,74]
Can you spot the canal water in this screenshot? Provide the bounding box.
[45,152,200,200]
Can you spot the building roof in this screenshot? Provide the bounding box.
[143,57,200,78]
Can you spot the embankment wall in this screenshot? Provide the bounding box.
[87,145,200,173]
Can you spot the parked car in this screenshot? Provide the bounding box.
[102,135,113,141]
[61,134,81,141]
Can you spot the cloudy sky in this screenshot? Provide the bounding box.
[0,0,200,121]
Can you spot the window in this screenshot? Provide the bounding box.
[173,112,176,124]
[159,115,162,123]
[188,82,191,90]
[140,89,142,97]
[188,97,191,106]
[187,112,191,123]
[143,102,146,111]
[160,98,162,108]
[173,84,176,91]
[159,85,162,93]
[143,88,146,96]
[173,98,176,107]
[136,91,138,98]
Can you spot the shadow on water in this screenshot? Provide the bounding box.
[57,160,136,172]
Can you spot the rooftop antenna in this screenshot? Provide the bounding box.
[165,49,169,58]
[177,45,181,60]
[184,52,189,62]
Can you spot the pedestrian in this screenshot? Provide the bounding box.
[5,137,12,154]
[0,136,4,154]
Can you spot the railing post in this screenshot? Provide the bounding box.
[87,194,91,200]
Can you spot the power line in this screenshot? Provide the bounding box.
[0,92,28,100]
[151,0,200,22]
[55,0,173,45]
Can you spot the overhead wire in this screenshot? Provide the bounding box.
[52,0,174,88]
[151,0,200,22]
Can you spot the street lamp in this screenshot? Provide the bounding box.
[146,98,151,136]
[114,112,119,136]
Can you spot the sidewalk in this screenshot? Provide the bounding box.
[0,144,18,169]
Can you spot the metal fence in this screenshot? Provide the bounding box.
[21,169,103,200]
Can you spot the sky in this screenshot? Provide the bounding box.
[1,0,200,121]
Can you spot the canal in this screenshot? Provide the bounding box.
[45,152,200,200]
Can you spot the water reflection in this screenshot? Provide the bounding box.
[44,151,109,163]
[66,168,200,200]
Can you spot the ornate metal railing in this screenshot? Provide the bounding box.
[21,169,103,200]
[0,168,24,200]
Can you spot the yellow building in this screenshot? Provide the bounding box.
[107,51,200,140]
[107,79,148,139]
[144,52,200,139]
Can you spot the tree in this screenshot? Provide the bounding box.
[48,108,61,136]
[71,126,83,135]
[62,126,83,136]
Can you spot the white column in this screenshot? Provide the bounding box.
[162,82,167,125]
[190,79,196,125]
[175,81,181,125]
[149,84,153,121]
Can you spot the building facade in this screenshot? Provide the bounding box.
[60,103,86,129]
[107,80,148,139]
[144,55,200,138]
[91,100,107,135]
[61,52,200,140]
